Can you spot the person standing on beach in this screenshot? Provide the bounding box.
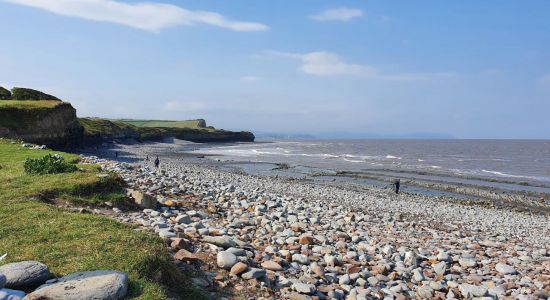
[115,151,118,158]
[154,156,160,168]
[394,179,401,194]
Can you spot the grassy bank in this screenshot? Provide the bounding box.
[115,119,210,130]
[0,100,62,110]
[0,139,204,299]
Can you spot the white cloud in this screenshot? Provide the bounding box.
[240,76,262,82]
[271,51,457,80]
[310,7,364,22]
[272,51,374,77]
[3,0,269,32]
[538,74,550,87]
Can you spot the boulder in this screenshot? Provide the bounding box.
[25,270,128,300]
[0,261,50,289]
[127,189,157,209]
[0,288,25,300]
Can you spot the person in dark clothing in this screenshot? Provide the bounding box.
[394,179,401,194]
[115,151,118,158]
[154,156,160,168]
[145,155,149,161]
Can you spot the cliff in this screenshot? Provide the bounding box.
[79,118,255,144]
[0,101,83,147]
[0,86,254,147]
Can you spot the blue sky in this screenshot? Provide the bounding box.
[1,0,549,138]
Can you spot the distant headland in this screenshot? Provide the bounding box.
[0,86,255,148]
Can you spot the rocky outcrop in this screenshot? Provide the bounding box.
[79,118,255,145]
[0,86,10,100]
[10,87,60,101]
[79,118,139,145]
[168,128,255,143]
[0,102,83,147]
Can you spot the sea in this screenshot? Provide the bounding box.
[185,139,550,197]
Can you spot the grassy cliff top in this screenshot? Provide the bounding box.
[0,100,64,110]
[115,119,212,130]
[0,139,203,299]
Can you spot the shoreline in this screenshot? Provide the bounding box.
[83,141,549,299]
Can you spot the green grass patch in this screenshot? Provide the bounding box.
[0,139,205,299]
[24,154,78,175]
[0,100,62,110]
[115,119,212,130]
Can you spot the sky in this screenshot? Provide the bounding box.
[1,0,549,139]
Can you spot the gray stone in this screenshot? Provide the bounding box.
[459,284,487,298]
[292,254,310,265]
[338,274,351,285]
[241,268,266,280]
[25,270,128,300]
[416,285,434,298]
[459,257,477,268]
[412,269,425,282]
[495,263,516,275]
[175,215,192,224]
[202,236,236,249]
[0,261,50,289]
[293,282,316,294]
[226,247,246,256]
[157,229,176,238]
[0,288,25,300]
[217,251,238,269]
[433,261,447,275]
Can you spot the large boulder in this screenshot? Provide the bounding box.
[0,261,50,289]
[127,189,157,209]
[10,87,60,101]
[0,288,25,300]
[0,86,11,100]
[25,270,128,300]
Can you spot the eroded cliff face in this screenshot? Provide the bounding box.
[0,103,83,147]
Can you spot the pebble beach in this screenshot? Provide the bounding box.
[83,142,550,299]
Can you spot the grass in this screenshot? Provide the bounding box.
[79,118,137,136]
[0,100,62,110]
[0,100,69,129]
[116,119,212,130]
[0,139,205,299]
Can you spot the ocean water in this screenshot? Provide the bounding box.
[189,139,550,187]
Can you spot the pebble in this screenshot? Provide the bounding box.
[495,262,516,275]
[241,268,266,280]
[293,282,316,294]
[80,147,550,300]
[217,251,238,269]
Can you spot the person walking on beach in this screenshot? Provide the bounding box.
[394,179,401,194]
[145,155,149,162]
[115,151,118,158]
[154,156,160,169]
